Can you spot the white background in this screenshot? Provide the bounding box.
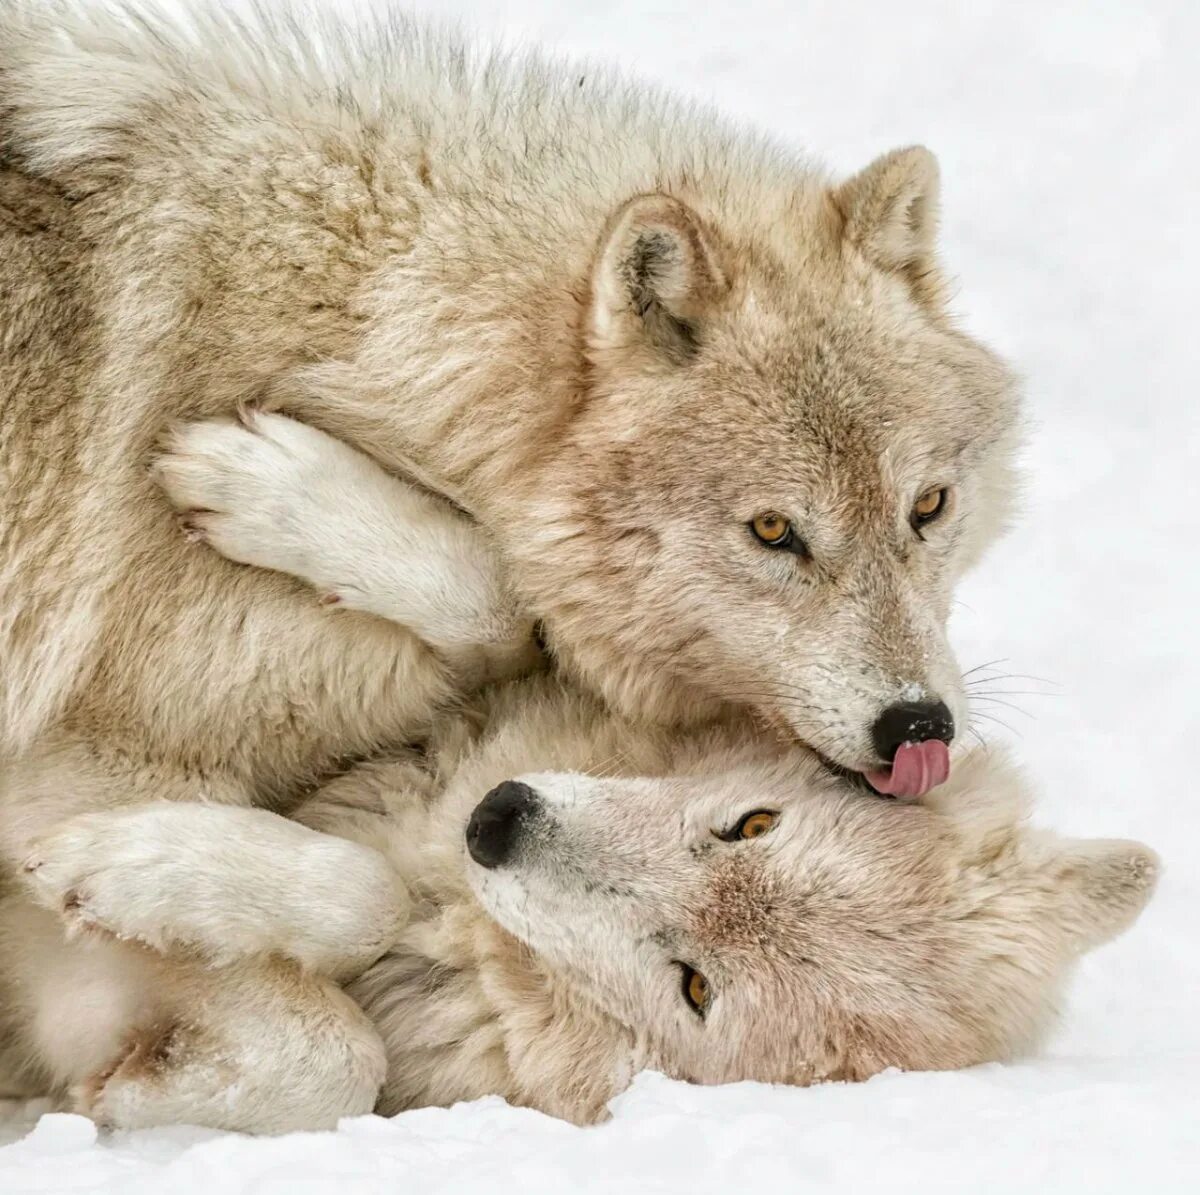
[3,1,1197,1190]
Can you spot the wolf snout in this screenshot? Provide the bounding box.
[864,700,955,798]
[466,780,540,869]
[871,700,955,762]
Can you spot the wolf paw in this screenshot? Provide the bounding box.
[21,858,116,945]
[23,815,175,949]
[25,804,411,976]
[153,412,536,662]
[71,1022,208,1131]
[153,411,358,588]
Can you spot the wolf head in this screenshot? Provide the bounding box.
[520,148,1019,795]
[463,746,1156,1120]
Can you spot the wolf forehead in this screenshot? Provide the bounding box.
[593,324,1013,495]
[685,820,954,960]
[688,855,791,952]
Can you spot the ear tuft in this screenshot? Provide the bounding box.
[833,146,942,305]
[588,194,727,364]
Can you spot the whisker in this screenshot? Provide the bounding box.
[719,692,829,708]
[964,689,1062,699]
[582,751,629,780]
[961,658,1009,680]
[970,711,1022,739]
[968,696,1034,719]
[964,672,1061,689]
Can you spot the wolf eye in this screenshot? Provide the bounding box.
[750,512,806,556]
[715,809,779,842]
[737,811,778,839]
[678,963,711,1017]
[912,487,948,526]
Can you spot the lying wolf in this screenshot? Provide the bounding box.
[0,417,1156,1132]
[1,0,1019,868]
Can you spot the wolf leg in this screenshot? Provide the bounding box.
[23,802,408,981]
[0,899,385,1131]
[75,956,387,1133]
[154,412,536,674]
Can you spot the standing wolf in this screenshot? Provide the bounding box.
[0,0,1019,858]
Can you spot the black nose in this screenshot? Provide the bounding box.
[871,700,955,762]
[466,780,540,869]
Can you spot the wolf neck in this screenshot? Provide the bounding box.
[289,239,584,521]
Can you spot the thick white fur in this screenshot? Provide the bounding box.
[0,411,525,1129]
[0,12,1027,1123]
[155,413,529,655]
[0,898,390,1130]
[23,803,407,979]
[0,0,1019,793]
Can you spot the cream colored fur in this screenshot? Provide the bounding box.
[0,420,1157,1131]
[0,0,1046,1134]
[342,702,1157,1125]
[0,0,1019,841]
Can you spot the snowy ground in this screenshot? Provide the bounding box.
[3,0,1197,1190]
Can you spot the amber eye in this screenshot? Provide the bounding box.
[715,809,780,842]
[737,811,778,839]
[679,964,711,1017]
[750,512,797,550]
[912,487,948,525]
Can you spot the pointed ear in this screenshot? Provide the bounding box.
[587,194,728,365]
[1040,837,1160,953]
[833,146,942,306]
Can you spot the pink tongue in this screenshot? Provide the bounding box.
[865,740,950,799]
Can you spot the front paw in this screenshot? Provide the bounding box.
[23,814,177,950]
[23,815,142,945]
[71,1022,182,1128]
[152,411,350,583]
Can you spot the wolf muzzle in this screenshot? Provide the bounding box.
[467,780,541,868]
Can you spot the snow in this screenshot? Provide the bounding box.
[4,1062,1198,1192]
[3,0,1197,1189]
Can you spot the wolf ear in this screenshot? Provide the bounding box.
[833,146,942,306]
[1039,837,1159,953]
[587,194,728,365]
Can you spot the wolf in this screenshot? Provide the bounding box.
[0,0,1020,869]
[0,417,1155,1132]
